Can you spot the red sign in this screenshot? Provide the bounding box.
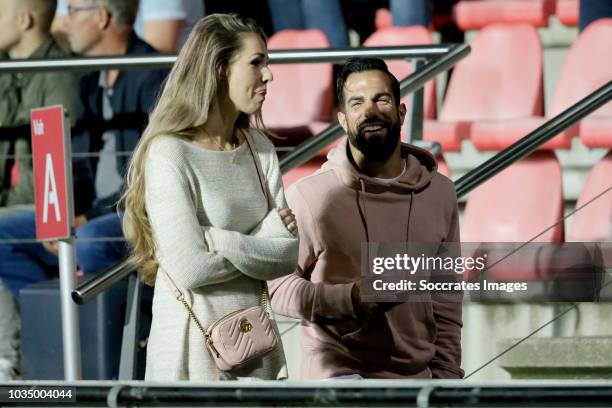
[31,105,73,240]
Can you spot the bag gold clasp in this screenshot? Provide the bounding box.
[239,318,253,333]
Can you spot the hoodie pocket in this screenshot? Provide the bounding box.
[340,314,394,351]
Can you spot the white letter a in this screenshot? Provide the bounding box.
[43,153,61,223]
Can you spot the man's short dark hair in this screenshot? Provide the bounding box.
[336,57,401,110]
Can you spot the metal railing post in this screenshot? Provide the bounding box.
[407,59,425,143]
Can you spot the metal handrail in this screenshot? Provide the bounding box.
[0,44,456,72]
[71,43,470,304]
[71,258,129,305]
[5,381,612,406]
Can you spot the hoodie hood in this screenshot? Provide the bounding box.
[320,138,438,194]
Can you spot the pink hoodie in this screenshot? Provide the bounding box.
[269,139,463,379]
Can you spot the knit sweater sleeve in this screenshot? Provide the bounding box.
[201,137,299,281]
[145,154,242,289]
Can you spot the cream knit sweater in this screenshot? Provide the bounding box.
[143,129,298,381]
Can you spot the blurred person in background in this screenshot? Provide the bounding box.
[0,0,167,379]
[0,0,75,381]
[53,0,205,52]
[266,0,349,48]
[0,0,76,218]
[390,0,462,44]
[390,0,430,27]
[579,0,612,31]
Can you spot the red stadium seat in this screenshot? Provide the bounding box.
[567,152,612,243]
[556,0,579,27]
[581,117,612,148]
[425,24,544,152]
[472,19,612,150]
[263,29,334,148]
[454,0,555,30]
[573,20,612,148]
[462,151,564,244]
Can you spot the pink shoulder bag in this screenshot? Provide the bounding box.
[159,130,278,371]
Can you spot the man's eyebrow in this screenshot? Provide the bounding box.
[347,95,365,103]
[373,91,393,99]
[250,52,267,59]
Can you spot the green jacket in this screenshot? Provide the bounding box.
[0,36,76,207]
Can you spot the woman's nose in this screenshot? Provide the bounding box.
[262,66,273,83]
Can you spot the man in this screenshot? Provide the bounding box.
[0,0,76,217]
[269,57,463,379]
[0,0,167,379]
[0,0,76,381]
[52,0,205,52]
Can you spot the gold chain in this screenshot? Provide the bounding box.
[199,129,241,151]
[178,294,209,338]
[178,284,270,339]
[196,129,242,164]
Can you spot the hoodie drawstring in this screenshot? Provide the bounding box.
[407,191,414,242]
[357,179,371,269]
[358,179,369,242]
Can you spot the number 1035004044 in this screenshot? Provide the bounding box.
[0,386,75,403]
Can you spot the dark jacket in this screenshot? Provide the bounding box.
[72,35,168,217]
[0,37,76,206]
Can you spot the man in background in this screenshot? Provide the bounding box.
[0,0,76,381]
[0,0,167,379]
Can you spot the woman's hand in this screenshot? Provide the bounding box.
[278,208,298,235]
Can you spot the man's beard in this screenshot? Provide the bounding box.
[347,116,401,162]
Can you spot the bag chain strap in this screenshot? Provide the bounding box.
[174,284,271,341]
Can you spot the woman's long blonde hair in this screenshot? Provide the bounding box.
[119,14,267,286]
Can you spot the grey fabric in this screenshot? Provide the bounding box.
[0,279,20,380]
[0,37,76,207]
[94,72,123,199]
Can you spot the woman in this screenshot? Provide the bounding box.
[120,14,299,381]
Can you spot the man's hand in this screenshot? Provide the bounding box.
[42,241,60,256]
[351,280,380,317]
[278,207,298,235]
[75,214,87,227]
[42,214,87,256]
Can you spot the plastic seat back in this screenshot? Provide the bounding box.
[263,29,334,129]
[462,152,564,243]
[441,24,544,123]
[567,152,612,243]
[550,19,612,118]
[454,0,555,30]
[556,0,578,26]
